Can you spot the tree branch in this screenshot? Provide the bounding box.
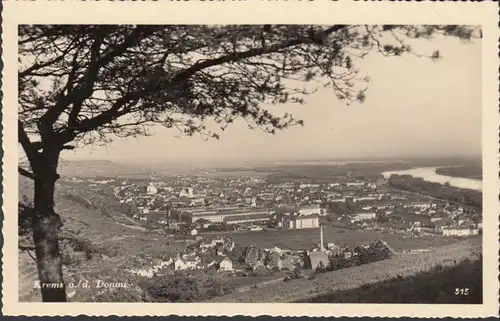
[68,26,346,134]
[171,25,346,83]
[40,27,153,127]
[18,120,39,167]
[19,167,37,180]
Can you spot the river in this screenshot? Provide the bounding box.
[381,167,482,192]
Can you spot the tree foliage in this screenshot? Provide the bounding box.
[18,24,479,163]
[147,271,234,302]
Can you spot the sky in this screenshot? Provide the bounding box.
[62,32,482,165]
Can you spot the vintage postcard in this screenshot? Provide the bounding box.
[2,0,499,317]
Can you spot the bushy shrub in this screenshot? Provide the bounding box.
[147,272,234,302]
[60,237,97,265]
[321,241,393,274]
[252,264,272,277]
[315,261,327,274]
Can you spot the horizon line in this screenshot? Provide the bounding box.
[61,154,482,164]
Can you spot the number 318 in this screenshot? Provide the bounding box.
[455,288,469,295]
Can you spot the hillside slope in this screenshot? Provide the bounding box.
[58,160,149,177]
[208,238,481,303]
[297,257,482,303]
[18,176,153,301]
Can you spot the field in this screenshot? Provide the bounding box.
[208,238,481,303]
[203,170,272,178]
[222,275,286,292]
[58,160,150,178]
[208,226,467,251]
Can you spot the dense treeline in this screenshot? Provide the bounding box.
[388,175,482,209]
[436,165,482,179]
[309,241,393,276]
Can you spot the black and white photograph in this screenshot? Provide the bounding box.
[4,1,499,317]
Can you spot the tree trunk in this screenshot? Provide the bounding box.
[31,151,67,302]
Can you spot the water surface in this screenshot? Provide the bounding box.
[382,167,482,192]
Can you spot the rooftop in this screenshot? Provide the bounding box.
[300,205,321,209]
[294,214,320,220]
[223,213,270,223]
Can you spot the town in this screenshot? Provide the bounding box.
[79,170,482,237]
[14,22,488,309]
[60,166,482,281]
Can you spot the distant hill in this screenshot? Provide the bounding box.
[58,160,150,177]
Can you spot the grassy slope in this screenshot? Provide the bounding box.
[18,176,163,301]
[58,160,149,177]
[208,238,481,303]
[297,257,482,304]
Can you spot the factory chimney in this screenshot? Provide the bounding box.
[320,225,325,252]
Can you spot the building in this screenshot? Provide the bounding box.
[350,212,376,222]
[346,182,365,187]
[431,212,448,222]
[289,214,320,229]
[146,183,157,195]
[442,227,480,237]
[390,211,432,224]
[353,196,377,203]
[174,258,189,271]
[190,208,269,223]
[299,205,325,216]
[217,257,233,272]
[179,187,194,198]
[407,202,432,210]
[223,213,270,225]
[190,210,220,222]
[307,251,329,271]
[434,218,455,231]
[189,197,205,206]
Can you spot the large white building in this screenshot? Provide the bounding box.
[346,182,365,187]
[289,214,320,229]
[224,212,270,225]
[299,205,325,216]
[146,183,157,195]
[189,208,269,223]
[442,227,480,237]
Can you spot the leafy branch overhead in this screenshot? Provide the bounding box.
[19,25,479,151]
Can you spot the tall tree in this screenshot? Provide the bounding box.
[18,24,479,301]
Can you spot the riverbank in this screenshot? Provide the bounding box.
[382,167,482,192]
[436,165,482,180]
